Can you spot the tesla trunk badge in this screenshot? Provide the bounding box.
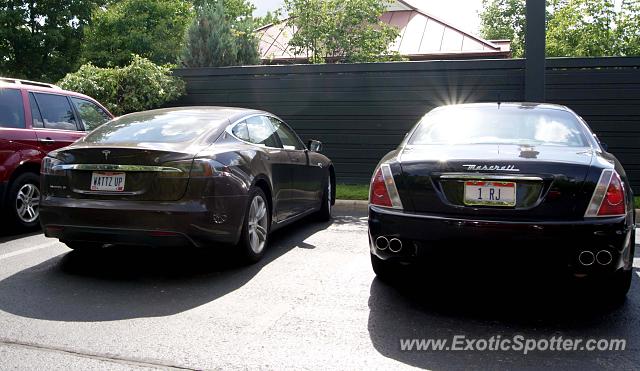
[102,150,111,160]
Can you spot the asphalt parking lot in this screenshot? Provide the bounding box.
[0,208,638,370]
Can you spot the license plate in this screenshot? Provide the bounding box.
[463,181,516,207]
[90,172,126,192]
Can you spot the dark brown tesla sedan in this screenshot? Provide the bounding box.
[39,107,335,262]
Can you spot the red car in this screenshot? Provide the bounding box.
[0,77,113,228]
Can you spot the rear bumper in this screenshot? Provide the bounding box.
[368,205,635,277]
[40,195,248,248]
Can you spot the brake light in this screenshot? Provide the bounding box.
[369,164,403,209]
[584,169,626,217]
[41,156,65,176]
[160,159,229,178]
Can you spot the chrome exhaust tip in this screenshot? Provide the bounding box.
[596,250,612,265]
[375,236,389,250]
[578,250,595,266]
[389,238,403,253]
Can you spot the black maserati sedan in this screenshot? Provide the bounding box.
[368,103,635,299]
[40,107,335,262]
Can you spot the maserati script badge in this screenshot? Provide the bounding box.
[462,164,520,172]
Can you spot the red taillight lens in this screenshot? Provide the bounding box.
[585,169,626,217]
[370,168,392,207]
[369,164,403,209]
[597,172,625,216]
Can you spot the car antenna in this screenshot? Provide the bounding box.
[497,93,502,108]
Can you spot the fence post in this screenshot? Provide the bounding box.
[525,0,546,102]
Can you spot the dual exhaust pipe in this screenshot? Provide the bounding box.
[578,250,612,266]
[375,236,403,253]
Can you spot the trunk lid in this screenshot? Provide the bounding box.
[397,144,595,220]
[50,146,197,201]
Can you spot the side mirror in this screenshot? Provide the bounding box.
[307,140,322,152]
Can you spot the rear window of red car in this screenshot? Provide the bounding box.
[0,88,25,128]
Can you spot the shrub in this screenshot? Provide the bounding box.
[58,55,185,116]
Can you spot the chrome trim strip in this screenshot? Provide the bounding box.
[53,164,183,172]
[439,174,543,181]
[73,189,143,196]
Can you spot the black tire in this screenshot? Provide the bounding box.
[371,253,400,282]
[237,187,270,264]
[316,174,332,222]
[7,172,41,229]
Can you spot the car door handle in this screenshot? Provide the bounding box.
[291,157,300,162]
[39,138,56,145]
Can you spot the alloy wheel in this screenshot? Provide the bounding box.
[15,183,40,223]
[248,195,268,254]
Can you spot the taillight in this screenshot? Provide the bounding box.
[41,156,65,176]
[584,169,626,217]
[369,164,403,209]
[160,159,229,178]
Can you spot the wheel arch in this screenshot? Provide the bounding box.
[5,161,40,205]
[251,175,273,216]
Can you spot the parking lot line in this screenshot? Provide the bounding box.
[0,242,59,261]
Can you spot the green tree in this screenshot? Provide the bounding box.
[479,0,526,57]
[480,0,640,57]
[614,0,640,56]
[0,0,101,82]
[255,9,283,28]
[83,0,193,67]
[58,55,185,115]
[284,0,402,63]
[181,1,260,67]
[546,0,617,57]
[192,0,256,21]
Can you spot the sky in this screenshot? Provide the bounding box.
[251,0,485,34]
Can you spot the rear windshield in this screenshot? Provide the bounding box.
[83,110,227,143]
[408,106,589,147]
[0,88,25,128]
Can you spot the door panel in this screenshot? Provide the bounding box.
[30,92,85,152]
[243,116,293,222]
[269,116,323,213]
[263,148,293,222]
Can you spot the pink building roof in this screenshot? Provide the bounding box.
[257,0,511,63]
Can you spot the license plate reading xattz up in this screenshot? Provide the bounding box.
[90,172,126,192]
[463,181,516,207]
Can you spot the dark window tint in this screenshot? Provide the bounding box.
[409,106,588,147]
[269,117,305,150]
[71,98,110,130]
[0,88,25,128]
[33,93,78,131]
[232,121,250,141]
[245,116,280,148]
[29,93,43,128]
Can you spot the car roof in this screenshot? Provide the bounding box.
[119,106,272,124]
[0,77,105,104]
[433,102,572,112]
